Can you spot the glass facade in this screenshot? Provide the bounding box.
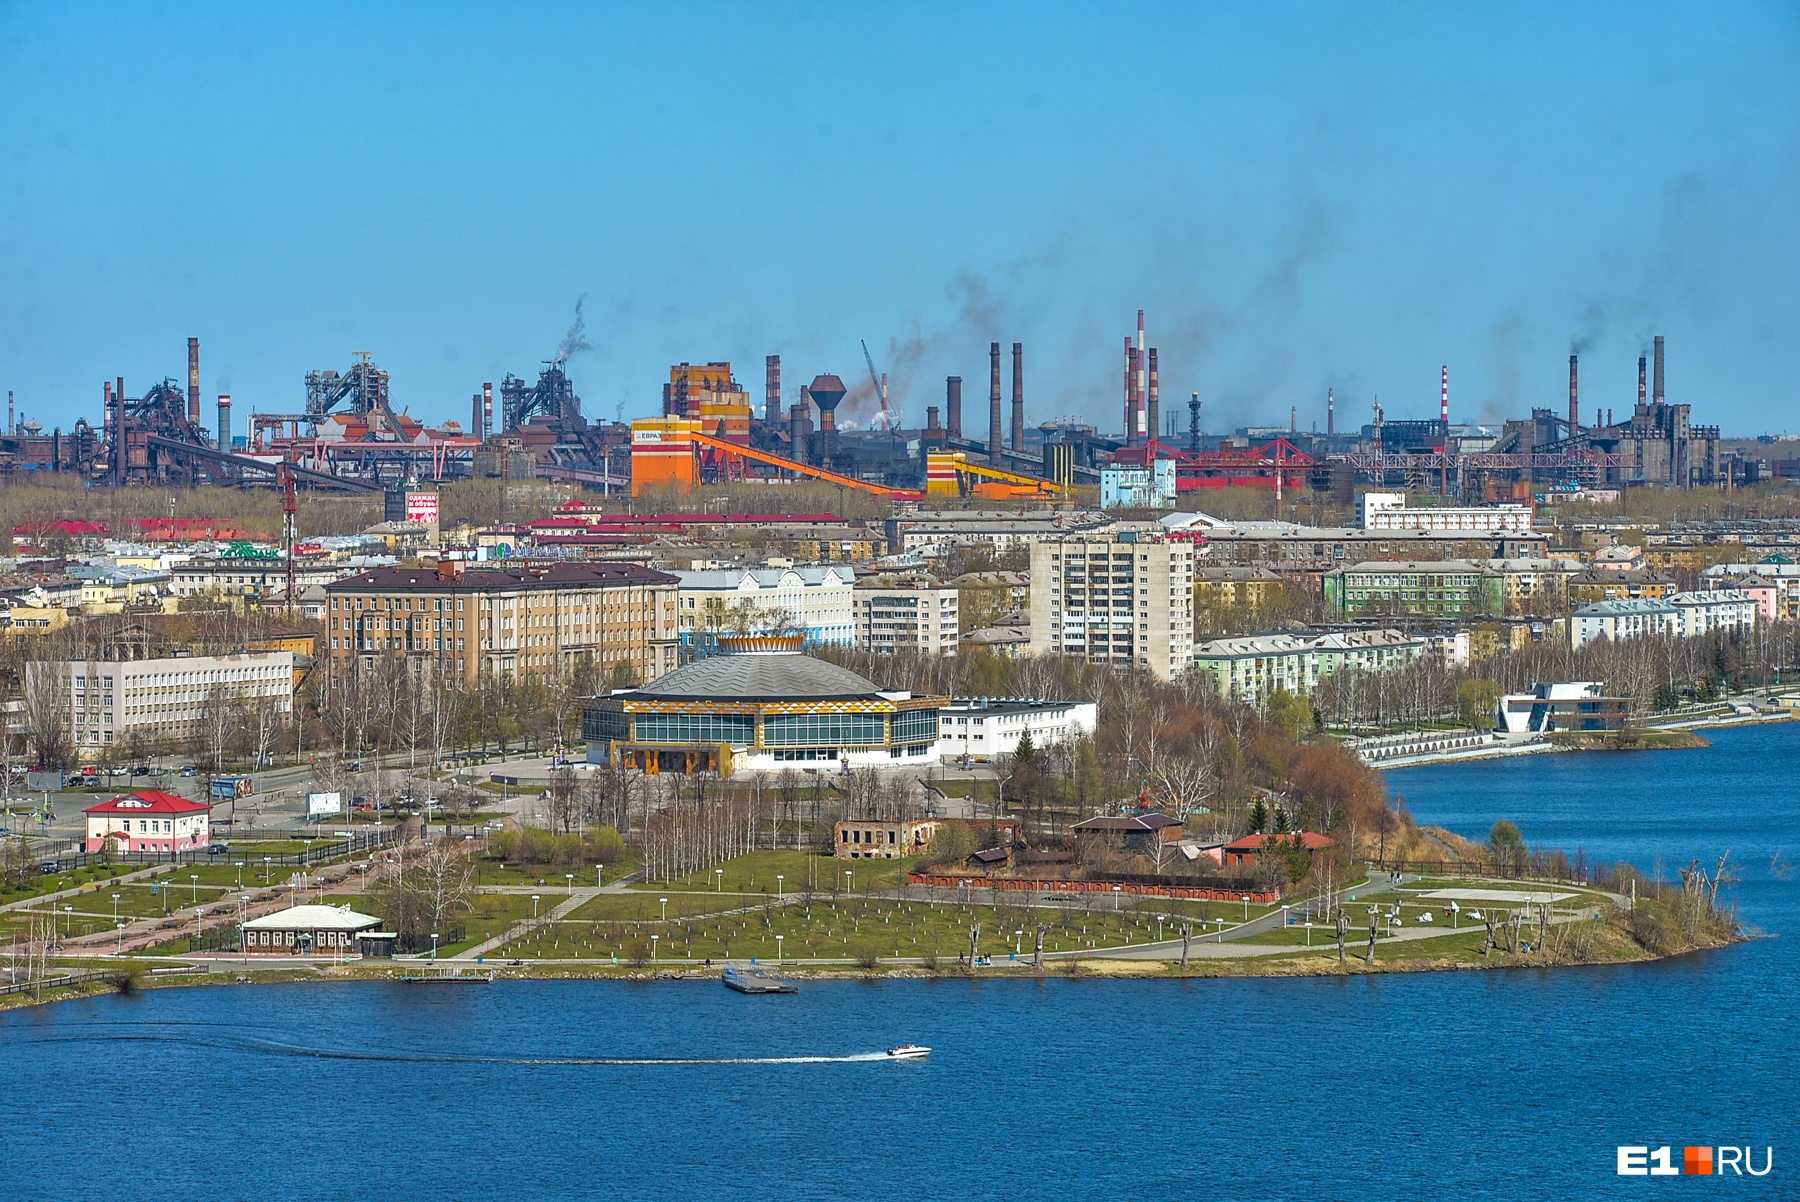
[762,713,886,747]
[582,708,632,743]
[891,707,939,744]
[633,713,756,745]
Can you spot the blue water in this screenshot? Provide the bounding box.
[4,725,1795,1200]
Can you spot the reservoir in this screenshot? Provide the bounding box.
[4,723,1795,1200]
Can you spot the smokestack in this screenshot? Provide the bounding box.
[1136,311,1146,441]
[186,337,200,427]
[946,376,962,439]
[483,381,493,440]
[1440,365,1449,430]
[1290,404,1297,433]
[1638,357,1648,412]
[1146,348,1159,449]
[765,355,781,426]
[1123,337,1136,445]
[1188,391,1202,453]
[789,401,812,464]
[217,394,232,451]
[1327,387,1335,436]
[115,376,126,478]
[988,342,1002,465]
[1010,342,1024,452]
[1653,335,1665,404]
[6,390,11,438]
[926,405,940,434]
[1568,355,1579,434]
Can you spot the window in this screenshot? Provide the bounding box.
[633,713,755,744]
[763,713,886,747]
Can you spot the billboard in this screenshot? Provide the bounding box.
[306,791,343,817]
[211,775,253,800]
[405,491,440,525]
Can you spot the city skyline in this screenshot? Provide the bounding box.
[3,3,1797,435]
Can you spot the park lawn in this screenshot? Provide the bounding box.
[631,850,921,895]
[564,893,743,923]
[433,892,540,957]
[0,860,147,906]
[1257,926,1497,964]
[504,895,1191,963]
[473,851,641,889]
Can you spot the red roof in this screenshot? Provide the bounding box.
[84,790,213,816]
[1221,831,1337,852]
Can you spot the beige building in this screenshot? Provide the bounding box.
[832,818,942,860]
[27,651,293,752]
[1029,527,1195,680]
[324,560,679,686]
[853,584,959,655]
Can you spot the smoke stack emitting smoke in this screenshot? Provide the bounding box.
[1568,354,1579,433]
[552,296,592,368]
[987,342,1002,465]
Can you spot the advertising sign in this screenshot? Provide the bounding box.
[405,491,440,525]
[306,791,343,818]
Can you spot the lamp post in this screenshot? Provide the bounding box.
[1113,885,1121,911]
[1013,929,1023,956]
[650,934,659,962]
[116,921,125,954]
[531,894,541,921]
[1242,895,1250,921]
[1305,921,1313,946]
[776,875,784,904]
[63,904,73,939]
[846,870,853,896]
[262,855,271,883]
[430,932,439,962]
[599,864,607,889]
[111,893,120,924]
[659,897,668,923]
[565,872,574,895]
[715,868,723,892]
[190,874,199,905]
[235,861,244,889]
[774,934,783,964]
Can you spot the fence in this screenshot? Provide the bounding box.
[1345,729,1489,764]
[908,872,1281,905]
[0,968,115,998]
[1378,858,1593,886]
[30,828,399,875]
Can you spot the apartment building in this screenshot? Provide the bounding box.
[1190,629,1425,706]
[1322,560,1505,619]
[170,558,352,601]
[936,697,1099,761]
[26,652,293,752]
[1029,527,1194,680]
[853,584,959,655]
[1568,569,1678,607]
[324,559,679,686]
[1566,591,1756,649]
[1356,492,1535,534]
[673,565,855,650]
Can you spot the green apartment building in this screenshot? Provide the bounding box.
[1322,560,1505,619]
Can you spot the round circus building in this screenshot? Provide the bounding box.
[581,635,945,775]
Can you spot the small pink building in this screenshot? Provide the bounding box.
[84,791,212,854]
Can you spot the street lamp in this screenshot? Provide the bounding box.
[111,893,120,924]
[774,934,783,964]
[659,897,668,922]
[430,932,439,961]
[845,870,853,895]
[116,921,126,954]
[190,874,199,905]
[565,872,574,895]
[715,868,723,892]
[194,906,205,947]
[650,934,659,962]
[599,864,607,888]
[1013,929,1023,956]
[1112,885,1122,911]
[531,893,541,920]
[1305,921,1313,946]
[63,904,73,938]
[235,861,244,889]
[1241,895,1250,921]
[262,855,272,882]
[776,875,784,904]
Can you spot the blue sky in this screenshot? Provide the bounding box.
[2,2,1797,437]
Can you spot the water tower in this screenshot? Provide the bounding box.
[807,374,846,464]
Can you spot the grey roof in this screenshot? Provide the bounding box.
[633,653,883,702]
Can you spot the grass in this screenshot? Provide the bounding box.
[631,850,918,894]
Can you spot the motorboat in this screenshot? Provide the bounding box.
[722,965,798,995]
[885,1044,931,1059]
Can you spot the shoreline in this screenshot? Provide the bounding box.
[1367,709,1788,769]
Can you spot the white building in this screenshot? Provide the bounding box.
[674,566,855,648]
[1356,491,1534,534]
[853,585,959,655]
[1670,590,1759,639]
[1190,628,1426,706]
[1496,681,1631,734]
[937,697,1099,762]
[1570,599,1682,648]
[170,558,351,601]
[1028,527,1195,680]
[26,651,294,752]
[1100,460,1177,509]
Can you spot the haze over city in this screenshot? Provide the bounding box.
[3,2,1798,435]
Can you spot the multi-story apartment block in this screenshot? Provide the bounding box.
[1568,569,1678,607]
[27,652,293,752]
[170,558,354,602]
[1190,629,1424,706]
[853,585,959,655]
[1322,560,1505,619]
[1029,528,1194,680]
[1356,492,1534,534]
[673,566,854,651]
[324,560,679,686]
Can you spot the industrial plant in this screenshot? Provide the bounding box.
[0,311,1741,505]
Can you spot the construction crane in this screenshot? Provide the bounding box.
[860,340,895,431]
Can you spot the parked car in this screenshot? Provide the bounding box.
[39,861,59,875]
[130,765,150,776]
[345,761,362,773]
[207,843,230,856]
[179,765,198,777]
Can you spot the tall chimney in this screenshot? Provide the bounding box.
[789,401,812,464]
[115,376,127,478]
[1188,391,1202,452]
[1123,337,1136,445]
[217,394,232,451]
[1290,404,1297,433]
[483,381,493,440]
[186,337,200,427]
[1637,356,1648,412]
[1568,354,1579,434]
[6,390,12,438]
[765,355,781,426]
[1010,342,1024,452]
[926,405,940,434]
[1136,310,1147,441]
[1440,365,1449,431]
[1327,387,1335,436]
[1653,335,1665,405]
[946,376,962,439]
[988,342,1003,465]
[1146,348,1160,448]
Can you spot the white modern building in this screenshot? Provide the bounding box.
[1190,628,1425,706]
[853,585,959,655]
[26,651,294,752]
[1496,681,1632,734]
[937,697,1099,762]
[674,565,855,649]
[1100,460,1177,509]
[1356,491,1534,534]
[1029,526,1195,680]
